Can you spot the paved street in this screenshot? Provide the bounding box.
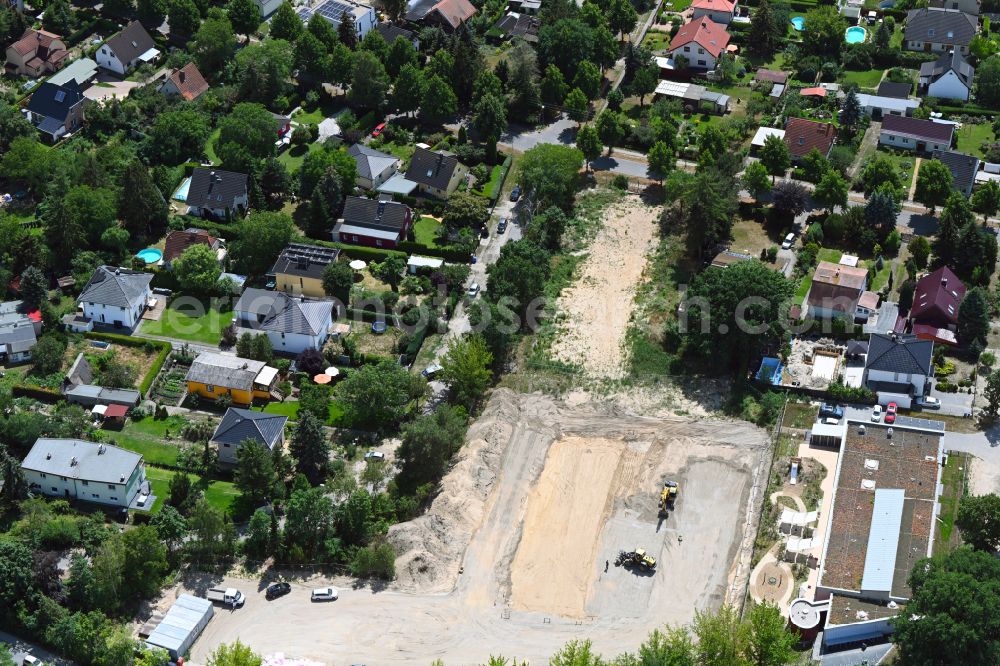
[1,629,74,666]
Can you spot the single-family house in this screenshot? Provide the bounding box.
[185,168,249,220]
[863,333,934,407]
[911,265,965,330]
[654,79,731,114]
[163,228,225,267]
[668,16,731,71]
[256,0,282,17]
[185,352,279,404]
[932,150,980,197]
[929,0,980,16]
[919,49,975,101]
[268,243,341,299]
[24,81,86,141]
[159,63,209,101]
[234,288,335,354]
[349,144,400,190]
[783,117,836,162]
[751,126,785,151]
[298,0,379,40]
[212,407,287,465]
[854,93,920,119]
[493,12,541,42]
[405,146,468,198]
[64,385,141,409]
[47,57,98,88]
[375,23,419,48]
[877,80,913,99]
[904,8,977,55]
[5,29,68,77]
[96,21,160,76]
[405,0,477,30]
[0,300,39,364]
[805,261,869,320]
[691,0,737,24]
[21,438,147,508]
[334,195,413,249]
[879,114,954,153]
[73,266,153,332]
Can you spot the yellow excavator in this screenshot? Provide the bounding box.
[658,480,679,515]
[616,548,657,570]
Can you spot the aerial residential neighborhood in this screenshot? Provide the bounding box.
[2,0,1000,662]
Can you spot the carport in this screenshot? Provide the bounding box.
[145,594,214,660]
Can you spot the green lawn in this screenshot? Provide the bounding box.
[414,216,443,247]
[277,142,322,174]
[204,128,221,165]
[868,260,894,292]
[663,0,691,10]
[255,399,345,425]
[955,122,995,158]
[890,24,904,49]
[818,248,842,263]
[935,451,967,554]
[473,165,503,199]
[108,415,190,467]
[375,140,416,165]
[291,105,336,126]
[145,466,239,515]
[840,68,885,89]
[642,29,673,51]
[874,148,916,187]
[140,300,233,344]
[795,274,813,304]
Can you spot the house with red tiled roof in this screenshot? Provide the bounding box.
[163,228,224,267]
[783,117,836,161]
[668,16,731,70]
[405,0,477,31]
[910,266,965,332]
[5,29,69,78]
[159,63,209,102]
[691,0,737,24]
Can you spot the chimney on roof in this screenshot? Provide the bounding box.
[98,443,106,454]
[179,70,186,84]
[941,276,948,287]
[115,269,120,276]
[70,456,78,466]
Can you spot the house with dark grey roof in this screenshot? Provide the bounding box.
[0,300,40,364]
[904,8,977,55]
[493,12,541,42]
[919,49,975,101]
[24,81,86,141]
[72,266,153,333]
[64,384,141,408]
[334,195,413,249]
[348,144,400,190]
[234,289,335,354]
[864,333,934,406]
[876,80,913,99]
[404,146,468,198]
[268,243,341,299]
[932,150,980,197]
[185,168,249,220]
[211,407,287,465]
[375,23,419,47]
[21,438,147,508]
[96,20,159,76]
[879,114,954,154]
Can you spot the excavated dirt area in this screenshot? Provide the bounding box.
[549,198,659,378]
[191,390,770,665]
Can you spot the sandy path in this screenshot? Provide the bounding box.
[550,199,659,378]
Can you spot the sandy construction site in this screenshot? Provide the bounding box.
[189,390,770,665]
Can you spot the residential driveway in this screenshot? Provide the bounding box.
[927,379,974,417]
[84,80,139,103]
[499,115,577,153]
[591,153,649,178]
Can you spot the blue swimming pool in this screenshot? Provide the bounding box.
[845,26,867,44]
[136,248,163,264]
[791,16,804,30]
[173,176,192,202]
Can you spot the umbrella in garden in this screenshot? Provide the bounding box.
[313,373,332,384]
[349,259,367,270]
[325,367,340,378]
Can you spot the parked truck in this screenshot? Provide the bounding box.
[206,587,245,607]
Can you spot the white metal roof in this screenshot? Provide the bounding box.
[861,488,905,593]
[407,255,444,268]
[752,126,785,147]
[337,223,401,241]
[855,93,920,115]
[255,366,279,386]
[811,421,846,440]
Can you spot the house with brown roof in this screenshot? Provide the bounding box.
[668,16,731,70]
[878,114,953,153]
[783,117,836,162]
[5,29,68,78]
[691,0,737,23]
[159,63,209,102]
[910,265,965,334]
[754,69,788,85]
[163,228,224,267]
[805,261,869,320]
[405,0,477,31]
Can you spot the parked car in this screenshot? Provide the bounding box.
[885,401,898,424]
[871,404,883,422]
[918,395,941,409]
[819,403,844,420]
[497,218,508,234]
[311,587,338,601]
[371,122,387,137]
[510,185,521,201]
[266,582,291,600]
[23,656,45,666]
[781,233,795,250]
[421,363,443,378]
[364,451,386,461]
[467,282,480,298]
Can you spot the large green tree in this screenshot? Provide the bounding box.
[440,334,493,409]
[227,0,261,38]
[518,143,584,210]
[759,134,790,182]
[915,159,954,213]
[396,405,467,492]
[174,244,222,294]
[290,411,330,485]
[748,0,781,55]
[192,9,237,73]
[976,54,1000,108]
[235,439,278,507]
[232,211,295,276]
[349,51,391,111]
[958,286,990,348]
[339,360,424,428]
[956,494,1000,552]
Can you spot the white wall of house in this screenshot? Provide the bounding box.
[670,44,718,70]
[359,162,399,190]
[215,432,284,465]
[907,40,969,55]
[81,297,148,331]
[353,6,378,39]
[691,7,733,23]
[927,70,970,100]
[22,464,145,508]
[879,132,951,153]
[257,0,282,17]
[95,46,126,75]
[867,368,928,395]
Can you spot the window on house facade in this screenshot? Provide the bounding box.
[51,487,57,492]
[82,480,88,486]
[108,484,115,490]
[40,473,46,478]
[206,385,215,393]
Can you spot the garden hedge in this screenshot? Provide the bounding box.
[13,385,64,403]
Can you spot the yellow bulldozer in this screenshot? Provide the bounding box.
[658,480,679,515]
[615,548,657,571]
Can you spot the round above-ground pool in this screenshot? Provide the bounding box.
[845,26,867,43]
[791,16,804,30]
[135,248,163,264]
